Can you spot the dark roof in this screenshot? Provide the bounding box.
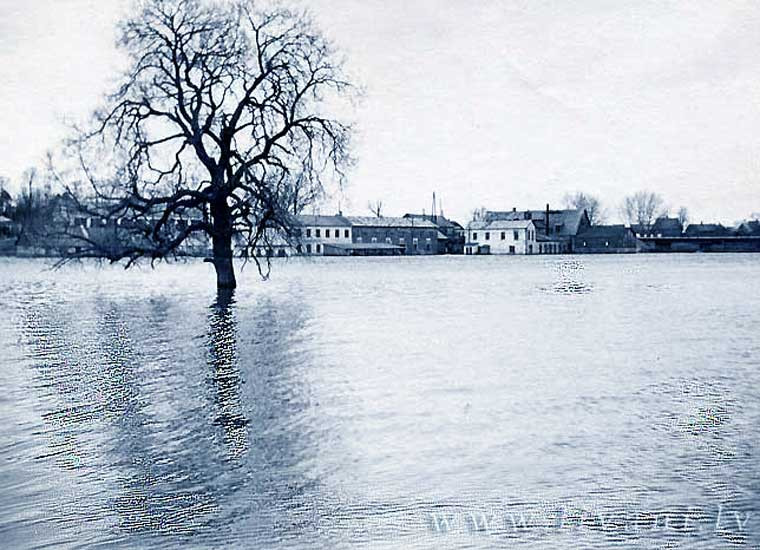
[0,189,11,201]
[736,220,760,236]
[652,217,683,236]
[486,208,588,237]
[467,219,534,230]
[684,223,730,237]
[403,213,464,230]
[295,214,350,227]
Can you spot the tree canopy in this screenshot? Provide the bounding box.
[563,192,605,225]
[620,191,667,229]
[62,0,355,288]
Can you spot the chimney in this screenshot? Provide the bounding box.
[545,203,550,235]
[512,207,516,213]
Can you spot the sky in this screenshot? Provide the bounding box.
[1,0,760,224]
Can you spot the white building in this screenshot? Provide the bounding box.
[464,219,537,255]
[251,214,352,257]
[297,214,352,255]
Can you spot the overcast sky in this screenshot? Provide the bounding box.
[1,0,759,224]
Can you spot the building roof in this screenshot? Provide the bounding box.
[345,216,438,228]
[736,220,760,236]
[295,214,350,227]
[577,224,634,238]
[684,223,730,236]
[467,219,534,231]
[632,217,683,237]
[403,213,464,230]
[652,217,683,236]
[486,208,588,237]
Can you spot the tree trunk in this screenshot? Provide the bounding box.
[211,199,237,289]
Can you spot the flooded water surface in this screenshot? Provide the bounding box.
[1,255,759,549]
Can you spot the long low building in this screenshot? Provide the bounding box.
[252,214,444,257]
[345,216,442,255]
[572,225,641,253]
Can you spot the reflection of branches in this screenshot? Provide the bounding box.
[207,289,249,460]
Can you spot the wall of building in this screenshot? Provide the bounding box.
[465,226,537,254]
[300,225,352,255]
[352,226,440,254]
[572,233,639,254]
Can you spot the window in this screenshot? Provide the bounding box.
[316,244,321,253]
[325,229,330,238]
[582,241,587,247]
[336,230,340,239]
[485,232,490,240]
[413,237,418,251]
[509,245,515,254]
[501,232,505,240]
[344,229,349,238]
[371,237,378,243]
[386,237,392,244]
[513,230,519,241]
[605,241,609,247]
[472,232,478,240]
[356,236,363,243]
[316,229,321,237]
[399,237,405,245]
[306,243,312,253]
[306,228,311,237]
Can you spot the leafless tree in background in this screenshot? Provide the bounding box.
[470,206,488,222]
[563,191,605,225]
[367,199,383,217]
[63,0,354,289]
[620,191,667,229]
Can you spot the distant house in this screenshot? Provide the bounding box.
[735,220,760,236]
[345,216,440,255]
[573,225,640,254]
[403,213,464,254]
[485,205,590,253]
[464,219,537,255]
[250,214,352,257]
[295,214,352,256]
[684,223,731,237]
[632,217,683,238]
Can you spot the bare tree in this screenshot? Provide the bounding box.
[13,167,56,244]
[620,191,666,229]
[676,206,689,228]
[367,199,383,217]
[563,191,605,225]
[63,0,354,289]
[470,206,488,222]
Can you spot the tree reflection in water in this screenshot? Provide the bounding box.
[206,289,249,461]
